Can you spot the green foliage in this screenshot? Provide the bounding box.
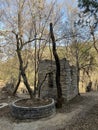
[62,42,97,72]
[0,58,19,81]
[0,46,53,84]
[0,44,98,84]
[78,0,98,13]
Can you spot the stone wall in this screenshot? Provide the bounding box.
[38,58,78,101]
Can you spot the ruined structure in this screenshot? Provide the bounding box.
[38,58,78,101]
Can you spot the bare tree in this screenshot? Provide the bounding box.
[58,3,97,95]
[0,0,63,98]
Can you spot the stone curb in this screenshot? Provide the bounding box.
[10,98,56,119]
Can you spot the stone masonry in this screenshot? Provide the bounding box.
[38,58,78,101]
[10,98,56,119]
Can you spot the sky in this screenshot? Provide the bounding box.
[0,0,79,34]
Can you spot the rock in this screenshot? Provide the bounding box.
[0,103,8,109]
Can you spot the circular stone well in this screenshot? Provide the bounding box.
[10,98,56,119]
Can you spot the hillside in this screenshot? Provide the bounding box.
[0,44,98,93]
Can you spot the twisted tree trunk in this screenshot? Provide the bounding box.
[15,34,34,99]
[50,23,62,108]
[13,71,21,95]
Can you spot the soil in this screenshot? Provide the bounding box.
[15,98,52,107]
[57,103,98,130]
[0,83,98,130]
[0,90,92,120]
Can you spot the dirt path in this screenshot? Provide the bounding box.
[0,92,98,130]
[61,103,98,130]
[58,92,98,130]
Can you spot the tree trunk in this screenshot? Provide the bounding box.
[50,23,62,108]
[77,68,80,95]
[76,60,80,95]
[34,35,37,95]
[13,71,21,95]
[21,68,34,98]
[16,35,34,99]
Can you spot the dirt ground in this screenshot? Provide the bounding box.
[60,103,98,130]
[58,93,98,130]
[0,84,98,130]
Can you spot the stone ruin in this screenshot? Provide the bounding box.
[38,58,78,101]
